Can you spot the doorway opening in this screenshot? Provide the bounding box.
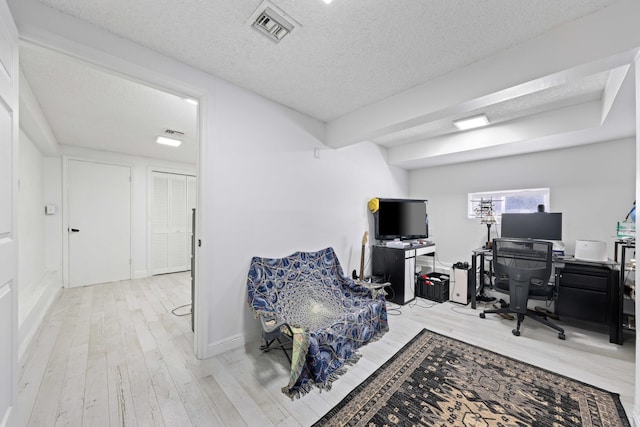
[18,40,203,357]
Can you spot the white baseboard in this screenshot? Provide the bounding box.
[205,333,247,358]
[18,274,63,363]
[133,270,149,279]
[1,406,12,427]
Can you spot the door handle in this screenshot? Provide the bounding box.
[69,228,80,233]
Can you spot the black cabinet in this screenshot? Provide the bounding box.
[371,244,436,305]
[556,261,621,344]
[372,246,414,305]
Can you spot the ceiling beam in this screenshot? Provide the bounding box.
[387,101,601,168]
[388,67,637,170]
[326,0,640,148]
[19,69,59,156]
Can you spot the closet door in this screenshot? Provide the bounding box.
[152,173,170,275]
[168,174,188,271]
[152,172,195,275]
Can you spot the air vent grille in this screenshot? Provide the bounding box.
[163,128,185,137]
[252,7,294,42]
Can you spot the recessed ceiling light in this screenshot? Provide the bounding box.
[156,136,182,147]
[453,114,489,131]
[184,98,198,106]
[323,0,333,4]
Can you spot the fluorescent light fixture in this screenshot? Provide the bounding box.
[156,136,182,147]
[453,114,489,131]
[323,0,333,3]
[184,98,198,106]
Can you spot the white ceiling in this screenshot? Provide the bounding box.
[20,44,198,163]
[14,0,639,168]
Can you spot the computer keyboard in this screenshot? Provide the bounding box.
[498,247,548,259]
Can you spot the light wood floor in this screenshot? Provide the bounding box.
[16,272,635,426]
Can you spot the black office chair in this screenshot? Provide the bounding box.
[479,238,566,340]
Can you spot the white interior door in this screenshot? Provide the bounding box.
[68,160,131,287]
[169,173,187,270]
[0,2,19,425]
[151,172,195,275]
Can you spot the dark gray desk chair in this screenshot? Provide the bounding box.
[480,238,566,340]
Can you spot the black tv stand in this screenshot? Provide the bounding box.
[372,243,436,305]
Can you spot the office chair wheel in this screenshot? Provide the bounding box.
[558,333,566,340]
[479,313,486,319]
[512,329,520,336]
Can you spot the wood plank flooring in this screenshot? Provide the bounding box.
[16,273,635,426]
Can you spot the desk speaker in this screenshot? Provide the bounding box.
[574,240,607,262]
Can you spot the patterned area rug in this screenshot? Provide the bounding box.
[314,329,630,426]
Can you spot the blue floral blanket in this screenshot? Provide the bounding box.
[246,247,389,398]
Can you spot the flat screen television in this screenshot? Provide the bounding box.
[500,212,562,241]
[375,198,428,241]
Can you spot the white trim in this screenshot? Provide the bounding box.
[0,283,10,299]
[193,94,209,360]
[148,165,196,176]
[62,156,134,288]
[634,56,640,426]
[0,407,12,427]
[1,1,19,422]
[11,0,211,359]
[205,332,252,358]
[133,270,148,279]
[18,276,62,362]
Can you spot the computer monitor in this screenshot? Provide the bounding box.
[500,212,562,241]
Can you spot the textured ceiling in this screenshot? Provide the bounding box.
[33,0,617,122]
[20,44,198,163]
[15,0,634,167]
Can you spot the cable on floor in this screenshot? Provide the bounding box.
[171,303,192,316]
[449,302,490,318]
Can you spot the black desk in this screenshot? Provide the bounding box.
[555,257,622,344]
[372,243,436,305]
[614,240,636,336]
[470,248,491,309]
[471,248,625,344]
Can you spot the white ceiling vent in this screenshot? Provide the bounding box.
[163,128,185,137]
[251,7,295,42]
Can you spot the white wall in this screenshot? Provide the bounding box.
[8,1,640,420]
[58,145,197,280]
[7,0,410,358]
[18,130,45,299]
[17,130,62,359]
[204,78,408,353]
[43,157,62,278]
[409,138,635,267]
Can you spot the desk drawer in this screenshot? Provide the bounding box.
[557,286,607,323]
[558,272,608,292]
